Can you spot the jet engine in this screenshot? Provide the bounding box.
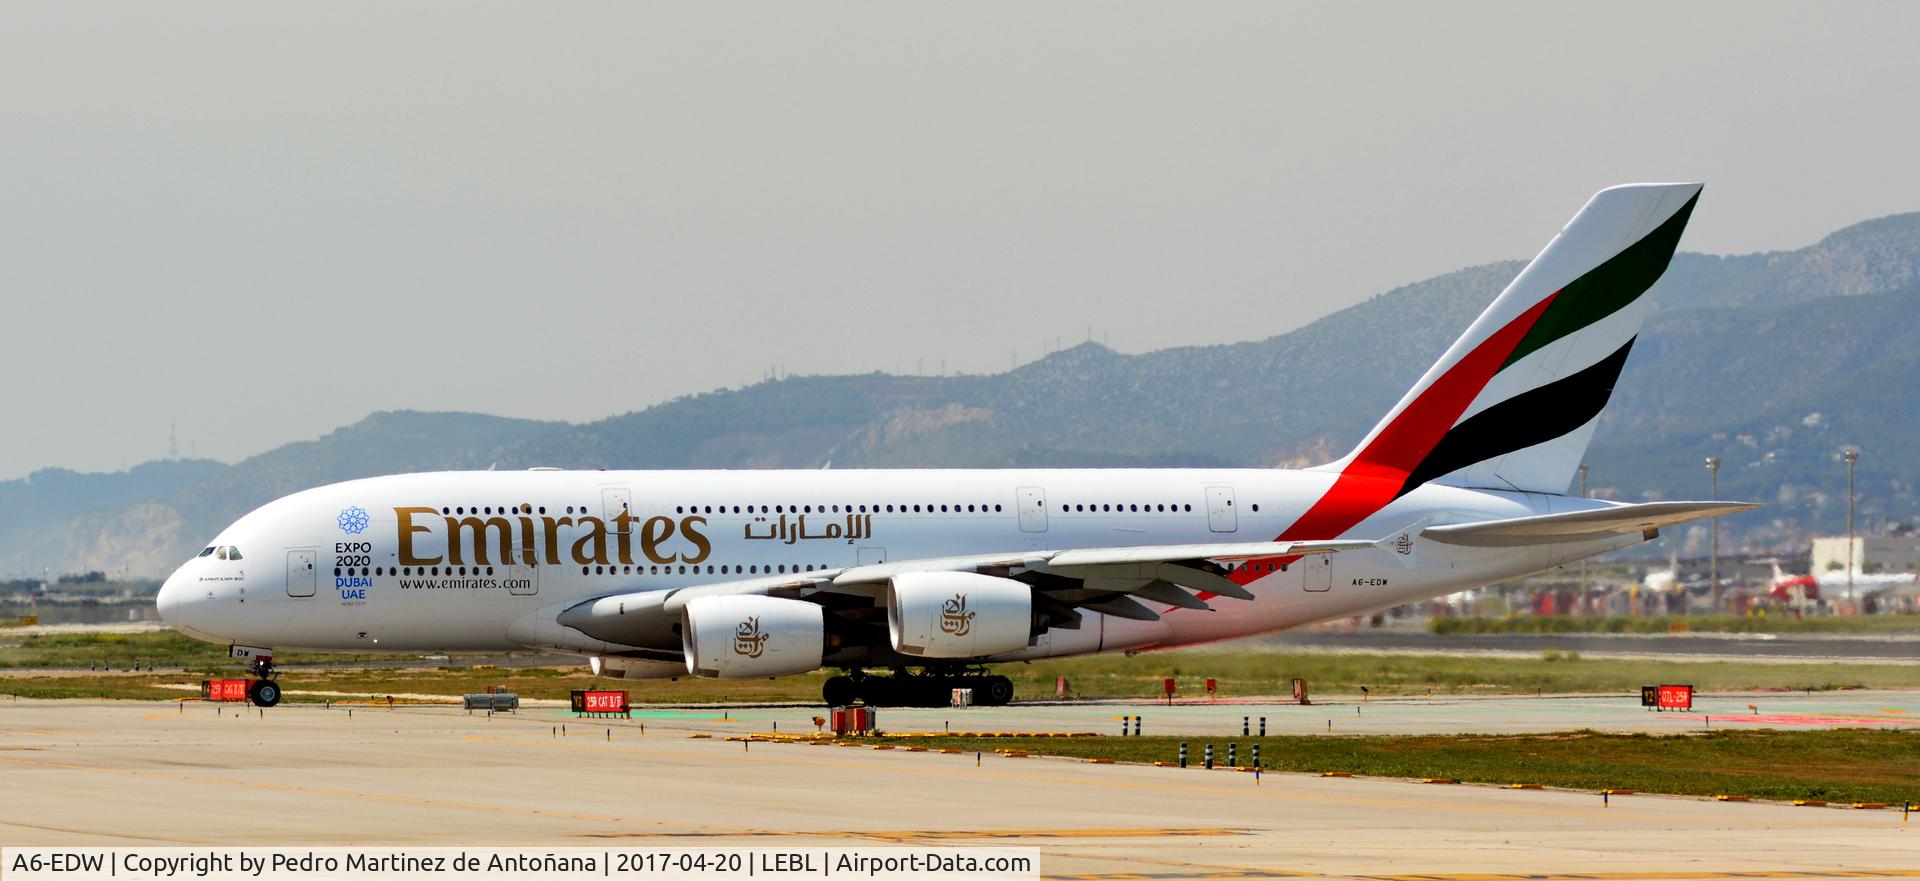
[887,571,1033,658]
[682,595,824,678]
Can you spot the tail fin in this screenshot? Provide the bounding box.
[1321,182,1701,496]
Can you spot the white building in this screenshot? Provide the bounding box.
[1811,534,1920,575]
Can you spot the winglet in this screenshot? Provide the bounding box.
[1375,517,1432,570]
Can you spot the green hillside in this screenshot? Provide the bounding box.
[9,211,1920,577]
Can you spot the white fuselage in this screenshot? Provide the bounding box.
[158,467,1635,664]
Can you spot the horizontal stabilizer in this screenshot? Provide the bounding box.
[1375,517,1431,569]
[1424,501,1760,547]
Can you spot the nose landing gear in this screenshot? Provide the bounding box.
[246,656,282,708]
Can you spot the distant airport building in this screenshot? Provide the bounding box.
[1811,533,1920,575]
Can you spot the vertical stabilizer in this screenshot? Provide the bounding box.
[1319,183,1701,496]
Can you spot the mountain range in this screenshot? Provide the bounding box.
[13,211,1920,578]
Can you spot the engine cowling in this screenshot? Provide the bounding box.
[682,595,824,678]
[887,571,1033,658]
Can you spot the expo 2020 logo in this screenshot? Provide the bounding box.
[337,506,370,535]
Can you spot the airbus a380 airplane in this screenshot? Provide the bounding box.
[159,183,1756,708]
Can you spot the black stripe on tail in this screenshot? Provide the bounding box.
[1396,339,1636,497]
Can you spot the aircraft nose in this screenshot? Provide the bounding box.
[156,569,185,625]
[157,560,249,645]
[156,565,218,641]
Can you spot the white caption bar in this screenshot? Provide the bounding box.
[2,847,1041,881]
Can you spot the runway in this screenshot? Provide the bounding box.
[1,700,1916,879]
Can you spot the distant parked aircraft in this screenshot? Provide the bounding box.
[1769,560,1916,603]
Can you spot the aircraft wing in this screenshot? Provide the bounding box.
[1422,501,1760,548]
[557,525,1419,646]
[828,536,1377,586]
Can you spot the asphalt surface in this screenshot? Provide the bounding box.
[2,699,1917,880]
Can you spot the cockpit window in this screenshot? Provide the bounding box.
[199,547,216,557]
[226,547,243,560]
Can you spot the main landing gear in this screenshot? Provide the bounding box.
[246,657,282,708]
[822,670,1014,707]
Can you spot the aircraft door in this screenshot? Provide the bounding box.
[602,487,633,554]
[1205,486,1238,533]
[1302,555,1332,592]
[602,487,632,521]
[286,549,316,597]
[1016,487,1048,533]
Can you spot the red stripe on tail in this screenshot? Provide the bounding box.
[1211,292,1559,592]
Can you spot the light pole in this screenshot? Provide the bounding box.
[1844,448,1859,605]
[1705,457,1720,613]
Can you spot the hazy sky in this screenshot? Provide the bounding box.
[4,2,1918,479]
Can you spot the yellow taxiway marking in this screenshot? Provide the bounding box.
[1045,872,1920,881]
[581,828,1244,842]
[865,828,1242,841]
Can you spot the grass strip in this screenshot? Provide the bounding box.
[859,729,1920,806]
[4,644,1918,703]
[1429,614,1920,635]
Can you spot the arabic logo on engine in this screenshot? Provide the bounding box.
[939,593,975,637]
[733,616,768,658]
[337,506,370,535]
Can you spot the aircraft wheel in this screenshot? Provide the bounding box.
[822,676,857,707]
[249,679,282,708]
[979,675,1014,706]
